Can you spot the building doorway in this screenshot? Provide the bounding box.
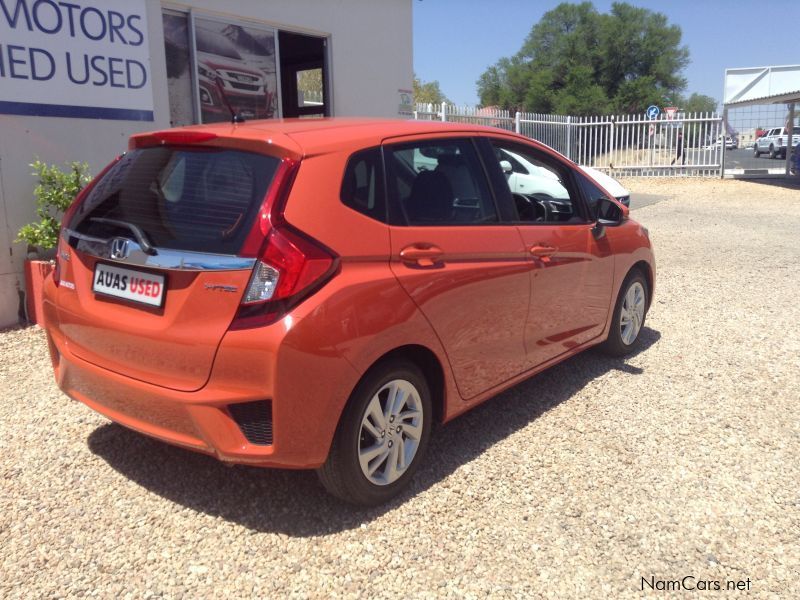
[279,31,329,118]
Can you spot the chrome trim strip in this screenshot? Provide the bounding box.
[62,228,257,272]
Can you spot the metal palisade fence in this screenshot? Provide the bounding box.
[413,103,724,177]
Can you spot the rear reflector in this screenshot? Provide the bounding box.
[228,401,273,445]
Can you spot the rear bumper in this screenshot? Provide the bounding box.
[47,327,289,466]
[42,278,361,469]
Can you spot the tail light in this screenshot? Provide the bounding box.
[230,160,338,330]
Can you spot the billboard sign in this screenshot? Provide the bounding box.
[0,0,153,120]
[192,16,278,123]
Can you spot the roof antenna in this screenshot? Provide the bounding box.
[214,75,246,124]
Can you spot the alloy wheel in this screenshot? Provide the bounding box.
[358,379,423,486]
[620,281,646,345]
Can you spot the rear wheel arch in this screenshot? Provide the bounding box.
[359,345,446,425]
[319,345,443,504]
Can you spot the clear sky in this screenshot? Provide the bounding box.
[413,0,797,109]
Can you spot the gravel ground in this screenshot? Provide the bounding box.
[1,178,799,598]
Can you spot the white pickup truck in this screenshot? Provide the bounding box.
[754,126,800,159]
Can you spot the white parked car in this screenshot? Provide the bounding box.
[754,127,800,159]
[498,148,631,206]
[706,136,737,150]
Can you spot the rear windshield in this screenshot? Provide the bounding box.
[70,148,279,255]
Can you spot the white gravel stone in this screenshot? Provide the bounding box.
[1,178,799,598]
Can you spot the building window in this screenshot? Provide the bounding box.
[162,10,194,126]
[192,17,278,123]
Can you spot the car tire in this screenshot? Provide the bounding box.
[317,361,432,505]
[753,146,760,157]
[602,270,649,357]
[768,145,776,159]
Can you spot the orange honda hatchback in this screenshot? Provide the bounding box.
[43,118,654,505]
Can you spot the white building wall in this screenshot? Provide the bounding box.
[0,0,413,327]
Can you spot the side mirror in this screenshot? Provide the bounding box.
[499,160,513,174]
[592,221,606,239]
[596,197,627,224]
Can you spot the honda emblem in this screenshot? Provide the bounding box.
[109,238,130,260]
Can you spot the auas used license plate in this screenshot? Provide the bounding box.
[92,263,165,307]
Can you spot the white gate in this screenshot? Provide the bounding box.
[414,104,724,177]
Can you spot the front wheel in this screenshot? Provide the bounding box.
[602,271,649,356]
[317,361,432,505]
[753,146,760,157]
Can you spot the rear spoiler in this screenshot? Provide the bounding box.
[129,129,303,160]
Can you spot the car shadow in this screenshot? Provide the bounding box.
[87,327,661,536]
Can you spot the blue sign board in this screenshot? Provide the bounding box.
[0,0,154,121]
[646,105,660,120]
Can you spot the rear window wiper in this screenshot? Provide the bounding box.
[90,218,157,255]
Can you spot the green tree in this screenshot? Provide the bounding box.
[297,68,323,94]
[674,93,718,148]
[679,92,717,114]
[476,64,505,107]
[477,1,689,115]
[413,74,450,104]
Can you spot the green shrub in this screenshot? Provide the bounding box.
[15,160,92,254]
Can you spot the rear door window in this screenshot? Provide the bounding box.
[384,138,498,225]
[69,148,279,255]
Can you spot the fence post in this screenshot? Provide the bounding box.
[720,108,727,178]
[514,111,521,134]
[786,103,795,176]
[566,116,571,160]
[441,103,447,122]
[609,116,615,168]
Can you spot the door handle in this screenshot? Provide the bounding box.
[400,244,443,267]
[529,244,557,258]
